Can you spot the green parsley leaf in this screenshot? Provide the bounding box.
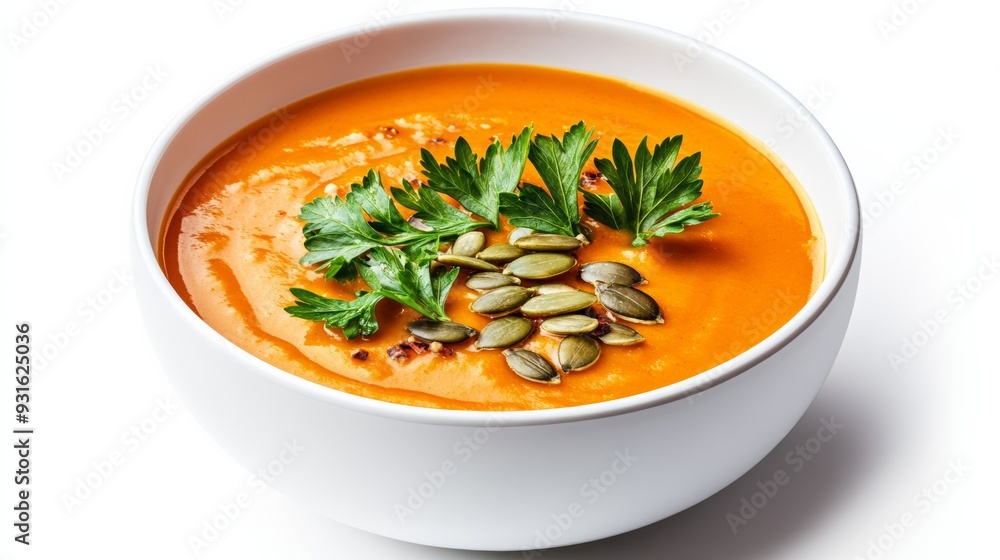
[390,179,481,235]
[297,194,383,282]
[582,134,718,247]
[358,246,457,322]
[284,288,383,339]
[285,245,459,338]
[419,126,532,229]
[299,170,484,280]
[499,121,597,236]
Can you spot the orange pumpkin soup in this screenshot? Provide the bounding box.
[159,64,822,411]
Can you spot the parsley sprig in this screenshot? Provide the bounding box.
[500,121,597,237]
[285,245,458,339]
[357,246,457,321]
[581,134,718,247]
[299,169,483,281]
[284,288,382,340]
[419,126,532,229]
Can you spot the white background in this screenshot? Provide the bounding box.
[1,0,998,558]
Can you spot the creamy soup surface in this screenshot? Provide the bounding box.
[160,64,823,411]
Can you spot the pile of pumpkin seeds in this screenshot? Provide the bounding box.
[404,228,663,384]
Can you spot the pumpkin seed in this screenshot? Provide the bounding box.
[502,349,560,384]
[405,320,478,343]
[595,284,663,324]
[558,335,601,372]
[598,322,645,345]
[535,283,576,295]
[504,253,577,279]
[540,315,599,335]
[513,233,583,252]
[579,261,646,287]
[476,243,528,264]
[466,272,521,292]
[520,291,597,318]
[436,253,499,272]
[476,316,533,349]
[508,227,535,245]
[470,285,535,316]
[450,231,486,257]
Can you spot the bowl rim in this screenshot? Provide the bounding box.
[132,7,860,427]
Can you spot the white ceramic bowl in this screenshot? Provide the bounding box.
[132,9,860,551]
